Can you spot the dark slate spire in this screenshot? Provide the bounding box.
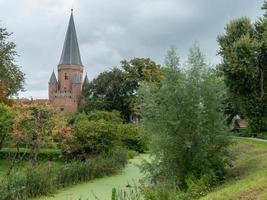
[59,10,82,65]
[49,71,57,84]
[83,73,89,84]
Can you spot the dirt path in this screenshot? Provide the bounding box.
[33,154,148,200]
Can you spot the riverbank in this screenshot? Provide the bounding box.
[201,138,267,199]
[33,154,148,200]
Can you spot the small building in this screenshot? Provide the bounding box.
[48,10,88,113]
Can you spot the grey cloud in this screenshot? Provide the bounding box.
[0,0,263,98]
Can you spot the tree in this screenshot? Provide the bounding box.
[80,68,131,120]
[0,27,24,102]
[80,58,163,121]
[12,103,54,166]
[218,3,267,132]
[138,45,231,190]
[0,103,15,151]
[164,46,180,69]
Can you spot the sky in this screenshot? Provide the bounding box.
[0,0,264,99]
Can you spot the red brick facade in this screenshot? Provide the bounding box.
[48,11,85,113]
[49,64,83,113]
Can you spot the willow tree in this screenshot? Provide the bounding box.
[139,46,230,190]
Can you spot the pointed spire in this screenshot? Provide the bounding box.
[49,71,57,84]
[83,73,89,84]
[59,10,82,65]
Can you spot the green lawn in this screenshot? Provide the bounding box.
[202,138,267,200]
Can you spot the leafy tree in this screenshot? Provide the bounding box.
[80,58,162,121]
[139,45,231,189]
[0,27,24,102]
[0,103,15,151]
[12,103,54,166]
[164,46,180,69]
[80,68,131,120]
[218,3,267,132]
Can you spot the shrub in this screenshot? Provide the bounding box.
[61,111,147,159]
[61,112,120,159]
[0,103,15,151]
[117,124,148,153]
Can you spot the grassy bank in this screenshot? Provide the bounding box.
[202,138,267,200]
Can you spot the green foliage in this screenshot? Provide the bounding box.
[80,58,162,122]
[121,58,163,83]
[65,112,119,158]
[0,103,15,150]
[0,150,127,200]
[0,27,24,102]
[87,110,122,124]
[218,3,267,132]
[141,184,179,200]
[117,124,148,153]
[111,184,142,200]
[127,150,139,159]
[164,46,180,69]
[80,68,130,120]
[12,104,54,166]
[61,111,147,158]
[138,45,231,189]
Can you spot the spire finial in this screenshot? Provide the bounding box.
[71,8,73,13]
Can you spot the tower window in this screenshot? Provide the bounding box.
[64,73,68,80]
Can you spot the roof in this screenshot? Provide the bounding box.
[83,74,89,84]
[49,71,57,84]
[59,11,82,65]
[73,72,81,84]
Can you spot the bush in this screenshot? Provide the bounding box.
[0,150,128,200]
[0,103,15,151]
[61,111,147,159]
[62,112,121,159]
[117,124,148,153]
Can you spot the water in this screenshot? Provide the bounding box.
[33,154,148,200]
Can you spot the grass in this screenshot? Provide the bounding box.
[0,159,9,177]
[0,147,60,154]
[201,137,267,200]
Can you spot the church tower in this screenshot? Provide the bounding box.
[48,10,86,113]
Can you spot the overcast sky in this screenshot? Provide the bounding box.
[0,0,264,99]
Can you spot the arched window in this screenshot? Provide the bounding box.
[64,73,68,80]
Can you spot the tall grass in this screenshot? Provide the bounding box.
[0,150,127,200]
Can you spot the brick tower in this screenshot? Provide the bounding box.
[48,10,86,113]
